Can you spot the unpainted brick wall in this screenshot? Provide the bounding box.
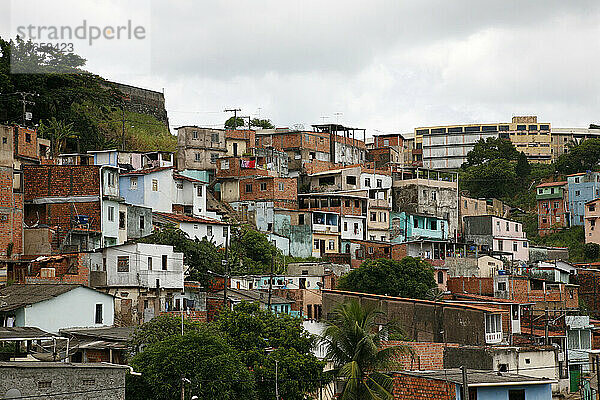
[392,373,456,400]
[24,165,101,200]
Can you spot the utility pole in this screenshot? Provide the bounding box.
[461,366,468,400]
[14,91,36,126]
[268,254,274,310]
[275,359,280,400]
[596,356,600,398]
[544,308,549,345]
[224,108,241,129]
[121,102,126,151]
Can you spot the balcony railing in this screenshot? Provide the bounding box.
[485,332,502,344]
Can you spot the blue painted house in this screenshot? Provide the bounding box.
[393,369,554,400]
[390,211,449,243]
[567,171,600,226]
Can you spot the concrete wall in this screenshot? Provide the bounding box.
[0,363,127,400]
[341,215,365,240]
[23,286,114,332]
[178,221,229,247]
[126,204,152,239]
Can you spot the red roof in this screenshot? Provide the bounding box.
[452,293,529,304]
[121,166,173,176]
[536,181,567,188]
[154,212,228,225]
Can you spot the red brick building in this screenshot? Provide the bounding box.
[239,176,298,209]
[535,181,569,236]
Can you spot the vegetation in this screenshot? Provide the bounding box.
[555,138,600,175]
[0,36,175,152]
[337,257,436,299]
[224,116,275,130]
[229,225,282,274]
[321,300,408,400]
[128,305,326,400]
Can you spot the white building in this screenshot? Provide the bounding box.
[153,212,231,247]
[0,284,114,333]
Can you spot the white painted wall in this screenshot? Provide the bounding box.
[142,169,174,213]
[102,199,120,244]
[179,221,230,247]
[341,216,365,240]
[104,243,184,289]
[23,286,114,333]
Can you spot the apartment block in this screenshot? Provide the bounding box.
[463,215,529,262]
[584,199,600,245]
[176,126,227,174]
[536,181,569,236]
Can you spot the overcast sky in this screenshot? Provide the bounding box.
[3,0,600,136]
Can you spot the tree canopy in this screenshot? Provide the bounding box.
[463,137,520,167]
[230,225,282,274]
[127,325,255,400]
[337,257,436,299]
[251,118,275,129]
[555,138,600,175]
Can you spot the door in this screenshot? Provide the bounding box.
[233,143,238,157]
[319,240,325,257]
[570,364,581,392]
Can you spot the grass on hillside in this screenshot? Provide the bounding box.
[100,110,177,152]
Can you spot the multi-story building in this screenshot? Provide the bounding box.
[255,129,332,176]
[176,126,227,175]
[551,127,600,160]
[224,129,255,157]
[153,212,230,247]
[567,171,600,226]
[88,149,174,170]
[390,212,449,243]
[463,215,529,262]
[311,124,367,166]
[366,133,413,169]
[584,198,600,244]
[23,165,122,251]
[536,181,569,236]
[89,243,184,324]
[418,123,500,170]
[391,167,459,239]
[417,116,553,169]
[459,196,510,234]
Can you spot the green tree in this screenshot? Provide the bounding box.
[461,158,518,199]
[127,327,255,400]
[555,138,600,175]
[584,243,600,261]
[138,226,223,285]
[225,116,246,129]
[515,151,531,179]
[230,225,281,274]
[129,314,203,350]
[251,118,275,129]
[337,257,436,299]
[215,302,326,400]
[38,117,79,156]
[322,300,407,400]
[463,137,520,167]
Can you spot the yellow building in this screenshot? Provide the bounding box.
[506,116,552,164]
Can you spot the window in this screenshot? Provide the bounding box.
[381,236,386,241]
[162,254,168,270]
[223,226,228,237]
[108,206,115,222]
[245,184,253,193]
[369,235,375,240]
[517,124,526,131]
[575,190,581,196]
[25,132,31,142]
[195,152,201,161]
[485,314,502,334]
[346,176,357,185]
[344,222,348,231]
[130,176,138,190]
[38,381,52,389]
[498,281,507,291]
[355,200,360,208]
[437,271,444,284]
[513,242,518,252]
[119,211,126,229]
[211,133,219,142]
[370,212,377,222]
[381,212,387,222]
[575,177,580,183]
[207,225,213,237]
[431,191,436,201]
[117,256,129,272]
[506,221,509,230]
[365,178,371,187]
[414,218,419,228]
[383,139,389,146]
[298,214,305,225]
[314,239,319,249]
[152,179,158,191]
[95,303,103,324]
[508,389,525,400]
[148,256,153,270]
[83,379,96,385]
[590,204,596,212]
[107,172,115,187]
[278,182,284,191]
[368,246,374,254]
[192,130,198,139]
[328,240,335,250]
[260,182,267,191]
[498,363,508,372]
[345,200,351,207]
[498,240,503,251]
[210,153,219,164]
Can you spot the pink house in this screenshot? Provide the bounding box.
[463,215,529,262]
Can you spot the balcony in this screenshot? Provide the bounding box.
[485,332,502,344]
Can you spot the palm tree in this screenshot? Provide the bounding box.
[321,299,409,400]
[38,117,79,157]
